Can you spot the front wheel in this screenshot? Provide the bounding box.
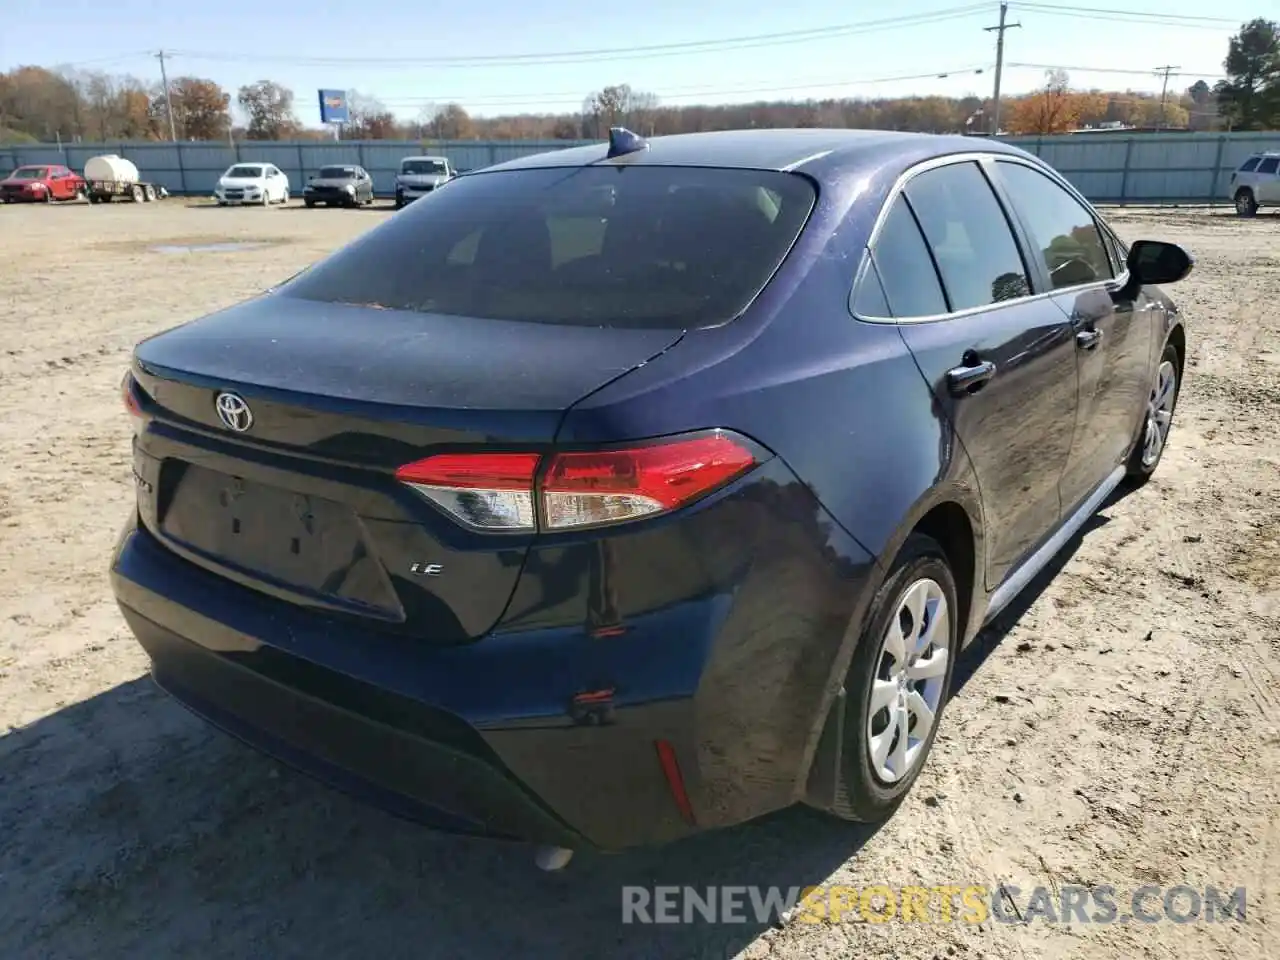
[1235,188,1258,218]
[1125,341,1181,485]
[828,533,959,823]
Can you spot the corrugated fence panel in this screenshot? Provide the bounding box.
[4,132,1280,201]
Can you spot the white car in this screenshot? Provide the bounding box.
[1229,151,1279,217]
[214,163,290,206]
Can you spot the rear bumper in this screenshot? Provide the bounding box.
[120,601,583,846]
[110,456,879,849]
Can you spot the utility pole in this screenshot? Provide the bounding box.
[984,2,1021,136]
[156,50,178,142]
[1154,65,1180,131]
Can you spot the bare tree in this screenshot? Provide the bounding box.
[238,80,300,140]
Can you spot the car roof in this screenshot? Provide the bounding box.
[402,155,448,162]
[481,128,1031,178]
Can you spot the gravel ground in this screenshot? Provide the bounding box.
[0,197,1277,960]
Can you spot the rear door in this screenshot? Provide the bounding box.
[991,159,1151,511]
[880,158,1079,589]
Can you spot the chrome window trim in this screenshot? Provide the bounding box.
[851,150,1133,325]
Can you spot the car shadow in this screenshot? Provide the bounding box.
[1,506,1113,958]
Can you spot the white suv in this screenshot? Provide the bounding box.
[1229,151,1279,217]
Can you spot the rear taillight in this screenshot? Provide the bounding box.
[122,372,144,417]
[395,431,760,533]
[396,452,539,531]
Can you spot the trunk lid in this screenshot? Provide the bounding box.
[131,295,682,643]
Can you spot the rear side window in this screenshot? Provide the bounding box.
[1238,157,1260,173]
[905,162,1031,311]
[282,166,816,329]
[1259,157,1280,175]
[997,161,1113,289]
[867,197,947,317]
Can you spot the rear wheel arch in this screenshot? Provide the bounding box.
[1167,322,1186,378]
[912,502,977,646]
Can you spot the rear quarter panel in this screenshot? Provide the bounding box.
[557,161,989,639]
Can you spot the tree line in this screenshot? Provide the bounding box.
[2,19,1276,146]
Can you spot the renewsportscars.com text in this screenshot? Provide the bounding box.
[621,884,1246,925]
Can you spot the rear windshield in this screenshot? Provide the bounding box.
[280,165,817,329]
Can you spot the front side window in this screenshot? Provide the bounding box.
[1238,157,1260,173]
[997,161,1113,290]
[905,162,1031,311]
[281,165,816,329]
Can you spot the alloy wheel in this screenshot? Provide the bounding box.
[1142,360,1178,467]
[867,578,950,784]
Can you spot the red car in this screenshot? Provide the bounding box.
[0,164,86,203]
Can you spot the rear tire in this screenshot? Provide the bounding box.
[1235,188,1258,218]
[1125,341,1181,486]
[304,199,315,208]
[828,534,959,823]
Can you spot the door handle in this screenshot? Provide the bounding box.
[946,359,997,396]
[1076,329,1102,350]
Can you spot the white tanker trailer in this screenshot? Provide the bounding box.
[84,154,167,203]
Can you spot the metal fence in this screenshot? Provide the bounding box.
[3,131,1280,201]
[1003,131,1280,203]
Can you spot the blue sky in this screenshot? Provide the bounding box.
[3,2,1251,123]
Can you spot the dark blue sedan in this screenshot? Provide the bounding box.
[111,127,1191,861]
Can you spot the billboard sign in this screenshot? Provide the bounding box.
[318,90,349,124]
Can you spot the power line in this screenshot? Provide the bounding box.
[169,5,992,68]
[377,65,995,109]
[1009,7,1238,30]
[1008,62,1217,78]
[1010,2,1238,24]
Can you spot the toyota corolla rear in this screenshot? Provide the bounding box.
[110,157,877,850]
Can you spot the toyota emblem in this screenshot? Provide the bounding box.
[214,392,254,432]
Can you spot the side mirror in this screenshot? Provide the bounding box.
[1127,240,1193,286]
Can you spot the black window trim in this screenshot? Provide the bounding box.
[851,152,1043,324]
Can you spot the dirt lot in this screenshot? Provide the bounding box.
[0,197,1276,960]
